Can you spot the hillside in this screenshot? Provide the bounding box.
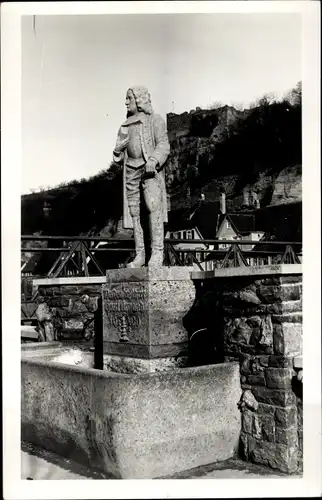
[22,85,302,245]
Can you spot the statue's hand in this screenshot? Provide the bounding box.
[145,158,158,177]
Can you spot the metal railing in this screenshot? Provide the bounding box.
[20,235,302,314]
[21,234,302,277]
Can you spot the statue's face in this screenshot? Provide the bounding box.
[125,90,138,115]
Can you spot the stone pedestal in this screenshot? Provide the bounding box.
[102,267,195,373]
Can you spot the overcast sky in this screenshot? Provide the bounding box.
[22,13,301,193]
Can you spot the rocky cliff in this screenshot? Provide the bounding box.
[166,100,301,212]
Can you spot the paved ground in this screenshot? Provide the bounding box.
[22,442,300,480]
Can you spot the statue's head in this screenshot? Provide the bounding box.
[126,86,153,116]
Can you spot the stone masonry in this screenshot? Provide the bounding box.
[33,278,105,342]
[191,266,303,474]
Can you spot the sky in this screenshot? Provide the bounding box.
[22,13,301,193]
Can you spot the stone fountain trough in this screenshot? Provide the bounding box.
[21,356,241,479]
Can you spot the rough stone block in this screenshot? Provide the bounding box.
[265,368,293,389]
[80,286,102,295]
[242,409,254,434]
[241,305,269,316]
[22,359,241,479]
[70,300,93,314]
[251,386,296,407]
[273,323,302,356]
[279,276,302,284]
[239,389,259,411]
[257,276,301,286]
[259,415,276,442]
[239,432,249,460]
[249,328,262,345]
[275,406,297,428]
[258,284,301,303]
[258,355,270,367]
[57,286,80,295]
[269,355,293,368]
[266,299,302,315]
[275,427,298,447]
[245,373,266,386]
[238,343,273,355]
[252,414,262,439]
[48,297,62,307]
[241,383,253,391]
[298,436,303,453]
[224,317,253,344]
[247,315,262,327]
[48,296,71,308]
[248,436,298,473]
[272,313,302,324]
[297,405,303,427]
[258,403,276,417]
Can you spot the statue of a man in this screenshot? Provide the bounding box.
[113,86,170,268]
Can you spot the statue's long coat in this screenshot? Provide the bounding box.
[113,112,170,229]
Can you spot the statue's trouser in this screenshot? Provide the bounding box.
[126,165,164,268]
[125,166,146,268]
[127,204,146,268]
[143,177,164,268]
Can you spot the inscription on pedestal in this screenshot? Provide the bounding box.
[103,283,148,344]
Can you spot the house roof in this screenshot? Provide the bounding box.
[166,200,264,241]
[166,200,221,239]
[217,213,256,235]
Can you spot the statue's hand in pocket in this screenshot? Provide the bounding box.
[144,157,158,178]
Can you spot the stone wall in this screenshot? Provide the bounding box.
[191,265,303,474]
[33,278,105,340]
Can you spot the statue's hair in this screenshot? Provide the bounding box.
[128,86,153,115]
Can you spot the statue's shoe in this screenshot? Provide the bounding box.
[148,252,163,269]
[126,254,145,268]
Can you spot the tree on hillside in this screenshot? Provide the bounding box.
[284,81,302,107]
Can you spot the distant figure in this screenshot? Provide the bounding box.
[112,86,170,268]
[35,297,56,342]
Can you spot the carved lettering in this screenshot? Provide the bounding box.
[105,300,145,313]
[103,284,146,301]
[107,313,140,329]
[103,284,147,341]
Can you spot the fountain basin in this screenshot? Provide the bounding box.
[21,358,241,479]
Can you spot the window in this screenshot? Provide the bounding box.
[227,221,231,229]
[186,230,193,240]
[183,231,187,240]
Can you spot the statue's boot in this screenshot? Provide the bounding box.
[126,214,145,268]
[148,208,164,268]
[143,177,164,269]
